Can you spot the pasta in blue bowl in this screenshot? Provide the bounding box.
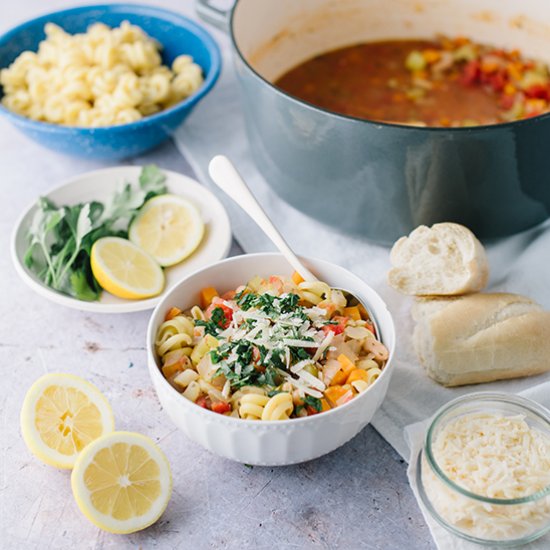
[0,4,221,159]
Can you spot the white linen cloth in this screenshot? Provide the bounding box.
[174,41,550,550]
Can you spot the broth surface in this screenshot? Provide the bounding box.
[274,38,550,127]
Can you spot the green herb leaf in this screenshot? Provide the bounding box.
[210,343,231,364]
[211,307,227,328]
[279,293,300,313]
[99,166,166,228]
[290,347,311,361]
[304,396,322,412]
[75,203,93,245]
[257,366,281,387]
[69,269,101,301]
[139,164,166,193]
[195,319,220,337]
[237,292,257,311]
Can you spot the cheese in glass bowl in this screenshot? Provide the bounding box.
[417,393,550,546]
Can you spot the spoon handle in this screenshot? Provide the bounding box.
[208,155,317,282]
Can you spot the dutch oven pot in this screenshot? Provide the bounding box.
[197,0,550,244]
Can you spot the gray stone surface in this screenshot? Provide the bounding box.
[0,137,433,550]
[0,2,434,548]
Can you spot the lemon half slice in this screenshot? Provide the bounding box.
[91,237,164,300]
[129,194,204,267]
[71,431,172,534]
[20,373,114,469]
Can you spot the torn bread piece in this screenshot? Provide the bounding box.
[412,293,550,386]
[388,223,489,296]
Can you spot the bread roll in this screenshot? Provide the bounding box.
[388,223,489,296]
[412,293,550,387]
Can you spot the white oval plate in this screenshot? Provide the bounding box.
[11,166,232,313]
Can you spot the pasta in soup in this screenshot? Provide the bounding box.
[155,273,388,420]
[0,22,204,127]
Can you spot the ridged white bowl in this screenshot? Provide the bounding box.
[147,253,396,465]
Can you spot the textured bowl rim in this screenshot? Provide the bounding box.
[0,3,222,133]
[147,252,396,428]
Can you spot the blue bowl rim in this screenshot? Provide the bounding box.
[0,3,222,134]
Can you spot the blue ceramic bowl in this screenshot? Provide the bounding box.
[0,4,221,159]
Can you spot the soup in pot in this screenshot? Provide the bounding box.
[274,36,550,127]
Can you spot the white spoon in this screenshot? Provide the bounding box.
[208,155,381,338]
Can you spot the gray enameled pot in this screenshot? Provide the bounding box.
[197,0,550,245]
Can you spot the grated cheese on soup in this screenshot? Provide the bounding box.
[422,412,550,541]
[156,275,389,420]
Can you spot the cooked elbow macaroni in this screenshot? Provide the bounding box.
[0,22,204,126]
[156,274,389,420]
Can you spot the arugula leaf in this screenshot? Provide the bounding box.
[99,166,166,227]
[25,202,65,281]
[76,203,93,244]
[53,203,94,290]
[69,269,101,301]
[140,164,166,193]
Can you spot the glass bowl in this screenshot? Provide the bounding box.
[417,392,550,547]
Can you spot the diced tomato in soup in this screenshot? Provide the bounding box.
[206,298,234,329]
[322,316,348,336]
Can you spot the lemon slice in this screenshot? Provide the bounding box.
[91,237,164,300]
[129,194,204,267]
[71,431,172,534]
[20,373,114,469]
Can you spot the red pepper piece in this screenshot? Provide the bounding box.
[211,402,231,414]
[461,60,481,86]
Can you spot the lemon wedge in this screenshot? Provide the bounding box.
[129,194,204,267]
[90,237,164,300]
[71,431,172,534]
[20,373,114,469]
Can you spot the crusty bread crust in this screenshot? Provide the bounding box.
[412,293,550,387]
[388,222,489,296]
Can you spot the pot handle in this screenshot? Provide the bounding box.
[195,0,231,32]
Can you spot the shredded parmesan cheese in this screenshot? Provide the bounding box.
[423,412,550,541]
[282,339,320,348]
[312,332,334,362]
[290,359,314,374]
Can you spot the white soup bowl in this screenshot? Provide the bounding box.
[147,253,396,465]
